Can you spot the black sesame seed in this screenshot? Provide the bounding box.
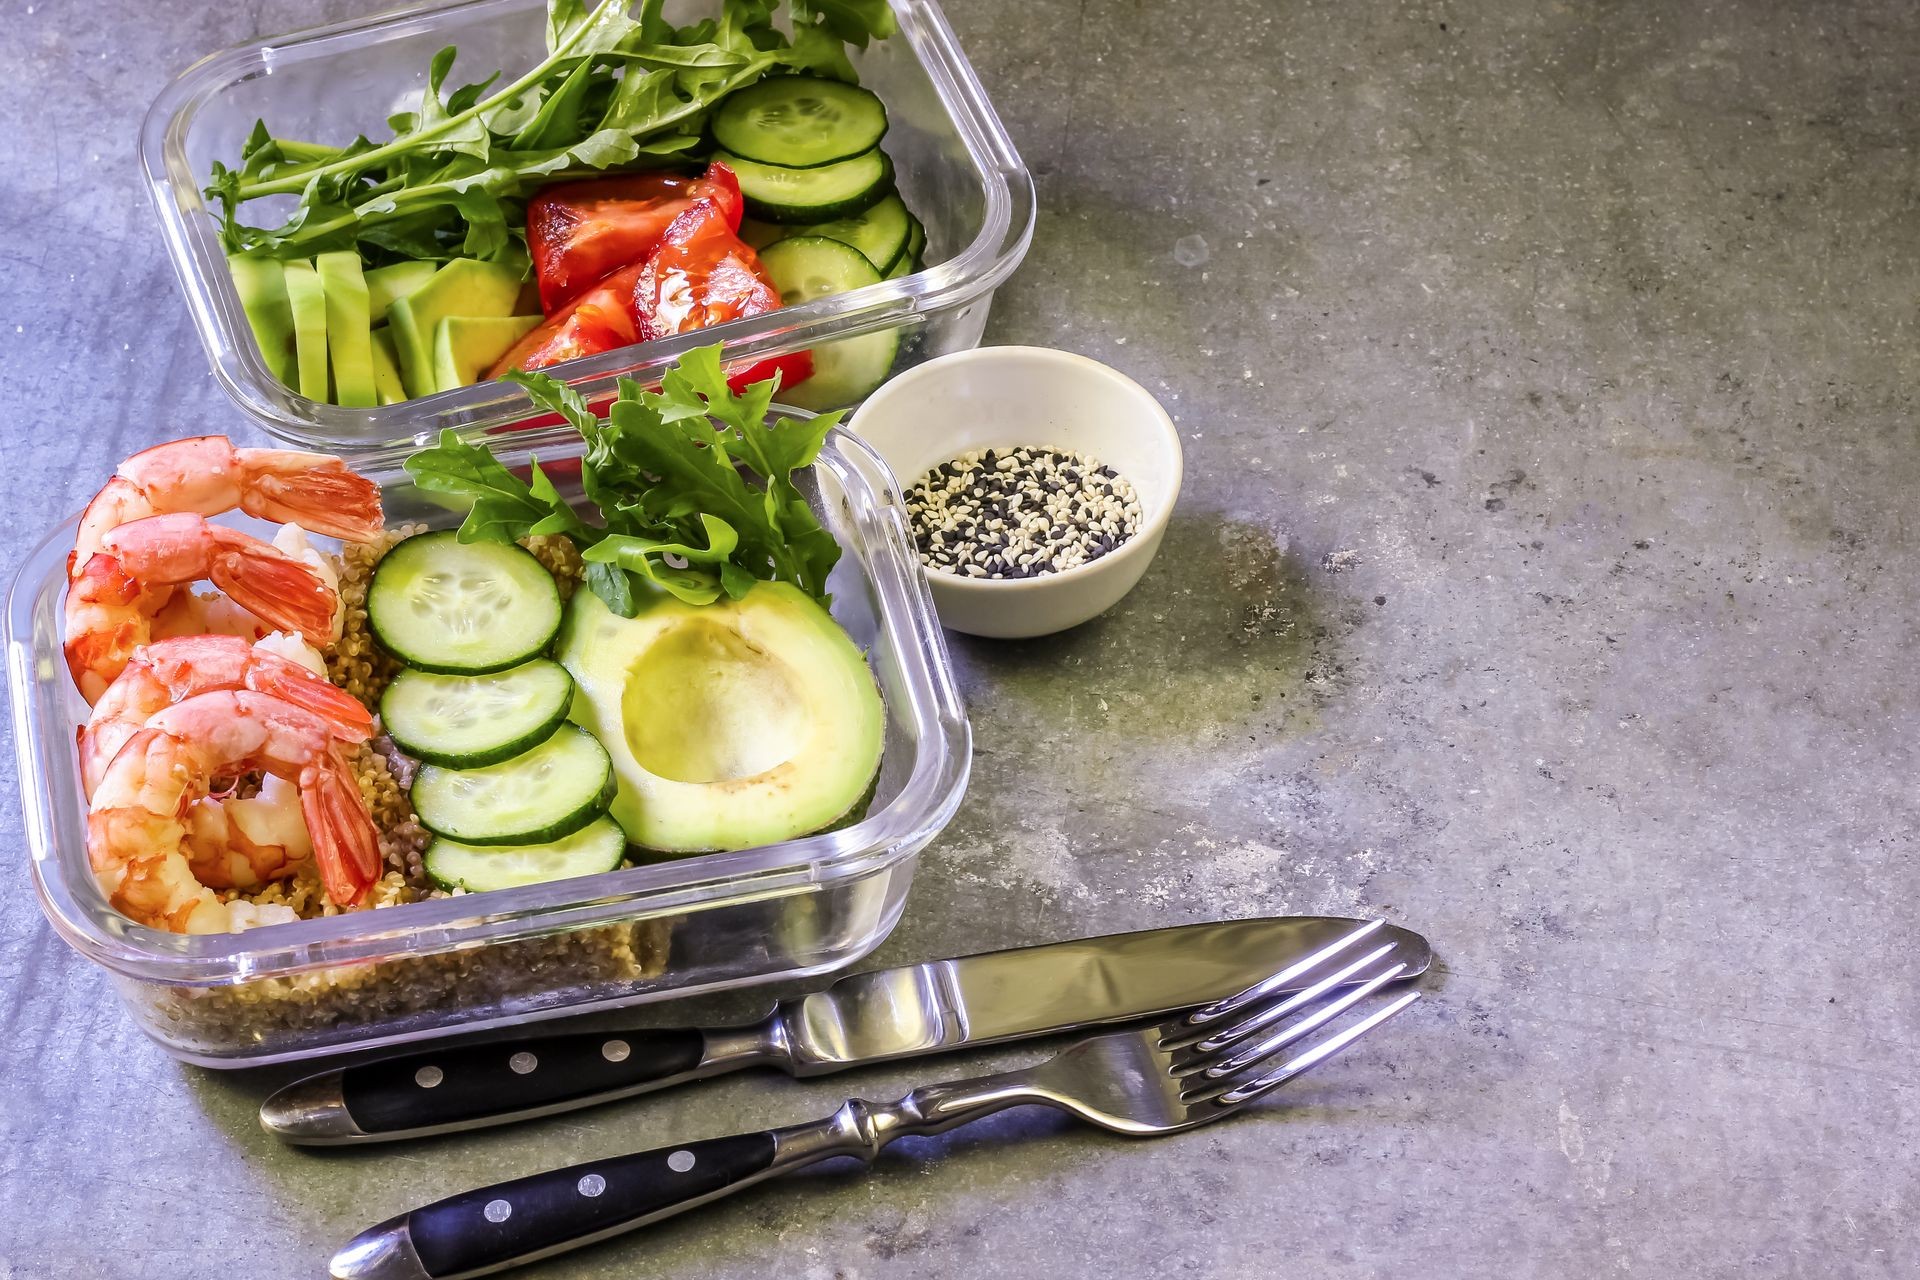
[906,446,1141,580]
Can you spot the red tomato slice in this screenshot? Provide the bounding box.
[634,200,815,394]
[487,261,644,378]
[526,163,744,312]
[494,191,812,394]
[729,350,814,395]
[633,199,784,338]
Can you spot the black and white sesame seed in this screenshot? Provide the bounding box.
[904,446,1143,580]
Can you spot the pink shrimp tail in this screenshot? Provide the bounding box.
[304,746,383,906]
[137,635,373,742]
[205,529,337,642]
[238,450,385,543]
[252,662,374,741]
[102,515,336,643]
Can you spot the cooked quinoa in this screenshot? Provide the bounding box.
[163,525,671,1055]
[236,525,591,922]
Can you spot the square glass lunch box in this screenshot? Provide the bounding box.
[6,424,970,1066]
[140,0,1035,448]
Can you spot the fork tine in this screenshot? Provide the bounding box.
[1178,963,1406,1086]
[1159,919,1386,1049]
[1170,942,1400,1058]
[1204,990,1421,1109]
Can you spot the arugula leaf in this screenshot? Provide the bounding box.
[209,0,897,259]
[657,347,844,595]
[580,515,742,605]
[413,47,494,161]
[403,429,593,545]
[418,347,846,616]
[508,56,602,150]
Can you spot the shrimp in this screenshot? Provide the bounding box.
[64,514,338,703]
[150,524,345,645]
[87,690,382,933]
[72,436,382,571]
[78,633,372,796]
[65,436,382,703]
[78,633,374,896]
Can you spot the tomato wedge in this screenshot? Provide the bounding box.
[526,163,744,312]
[633,199,812,394]
[493,194,812,394]
[632,199,780,338]
[487,261,644,378]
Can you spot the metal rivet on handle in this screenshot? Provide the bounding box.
[667,1150,696,1173]
[483,1200,511,1223]
[509,1052,538,1075]
[414,1066,443,1089]
[602,1039,631,1063]
[578,1174,606,1198]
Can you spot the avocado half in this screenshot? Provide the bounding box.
[556,581,885,853]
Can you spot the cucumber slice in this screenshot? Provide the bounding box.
[425,815,627,892]
[712,76,888,169]
[885,214,925,280]
[380,660,574,768]
[901,214,927,269]
[412,724,615,846]
[717,148,894,224]
[759,237,901,409]
[774,195,912,274]
[760,235,883,300]
[739,219,785,251]
[366,532,562,674]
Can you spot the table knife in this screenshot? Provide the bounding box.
[262,915,1429,1145]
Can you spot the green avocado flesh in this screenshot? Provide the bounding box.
[281,259,331,402]
[370,329,407,404]
[387,258,525,398]
[316,251,376,407]
[557,582,885,853]
[229,256,297,385]
[364,260,439,323]
[432,314,541,392]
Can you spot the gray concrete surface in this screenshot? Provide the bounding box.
[3,0,1918,1276]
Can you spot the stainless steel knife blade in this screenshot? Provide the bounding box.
[263,915,1428,1144]
[779,915,1429,1071]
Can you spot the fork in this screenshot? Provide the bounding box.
[332,952,1420,1279]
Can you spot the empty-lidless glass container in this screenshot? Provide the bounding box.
[140,0,1035,448]
[6,424,969,1066]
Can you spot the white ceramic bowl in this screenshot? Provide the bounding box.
[850,346,1182,638]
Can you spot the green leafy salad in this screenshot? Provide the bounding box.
[404,344,844,610]
[206,0,897,264]
[373,345,885,888]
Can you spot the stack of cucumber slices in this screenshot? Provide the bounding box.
[367,532,625,893]
[716,77,927,409]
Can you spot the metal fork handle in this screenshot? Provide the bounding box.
[330,1069,1048,1280]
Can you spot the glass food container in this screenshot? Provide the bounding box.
[6,423,970,1066]
[140,0,1035,449]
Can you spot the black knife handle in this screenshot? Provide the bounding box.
[340,1028,712,1137]
[404,1131,780,1279]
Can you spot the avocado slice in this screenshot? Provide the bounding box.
[431,314,542,393]
[315,251,376,408]
[556,582,884,852]
[370,328,407,405]
[228,256,297,387]
[387,259,526,399]
[281,260,331,403]
[364,260,439,324]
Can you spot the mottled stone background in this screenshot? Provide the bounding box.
[2,1,1916,1276]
